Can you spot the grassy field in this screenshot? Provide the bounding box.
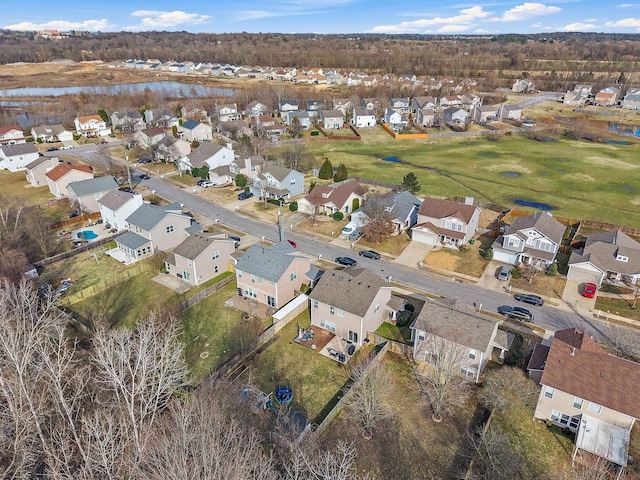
[304,127,640,227]
[0,170,59,207]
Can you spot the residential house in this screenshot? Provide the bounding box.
[443,106,469,125]
[512,79,535,93]
[563,91,589,106]
[568,230,640,287]
[411,197,480,248]
[110,111,145,132]
[25,156,59,187]
[622,88,640,110]
[180,106,208,122]
[472,105,498,123]
[411,96,438,113]
[74,115,109,137]
[177,142,234,174]
[410,297,510,382]
[97,190,145,232]
[0,143,40,172]
[306,99,325,118]
[245,101,270,119]
[573,85,593,96]
[113,202,201,264]
[144,108,179,128]
[389,98,411,114]
[498,104,523,121]
[460,93,482,110]
[309,268,393,347]
[415,108,436,127]
[217,120,253,139]
[179,120,213,142]
[526,342,551,385]
[253,115,286,140]
[215,103,242,122]
[532,328,640,475]
[361,98,382,113]
[353,191,421,236]
[235,242,312,309]
[285,111,311,129]
[66,176,119,213]
[325,71,345,85]
[320,110,344,129]
[491,211,566,267]
[594,86,620,106]
[351,109,376,128]
[384,108,409,130]
[0,125,26,145]
[165,232,236,286]
[250,165,305,200]
[439,95,463,108]
[44,163,94,198]
[332,99,353,115]
[209,155,265,186]
[297,178,367,216]
[133,127,166,151]
[30,124,73,143]
[278,100,299,114]
[156,136,191,163]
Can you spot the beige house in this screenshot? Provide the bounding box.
[44,163,94,198]
[164,232,236,286]
[25,156,60,187]
[309,268,393,347]
[74,115,109,137]
[234,242,312,309]
[297,178,367,216]
[67,176,119,213]
[180,120,213,142]
[410,298,510,383]
[411,197,480,248]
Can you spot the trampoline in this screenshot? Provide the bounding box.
[274,384,293,404]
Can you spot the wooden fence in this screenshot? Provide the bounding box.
[368,332,414,358]
[167,274,235,316]
[51,212,102,230]
[34,234,119,268]
[381,123,429,139]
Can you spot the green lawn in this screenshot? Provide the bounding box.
[305,128,640,227]
[0,170,57,207]
[237,312,352,422]
[594,297,640,321]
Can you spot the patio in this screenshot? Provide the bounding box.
[295,325,358,364]
[224,294,275,320]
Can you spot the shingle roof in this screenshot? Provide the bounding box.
[235,242,302,283]
[171,232,234,260]
[527,342,550,371]
[504,211,566,245]
[125,202,183,231]
[410,297,500,352]
[116,230,151,250]
[45,163,93,181]
[540,328,640,419]
[309,268,388,317]
[187,142,225,168]
[67,176,118,197]
[417,197,478,223]
[0,143,38,157]
[181,119,201,130]
[260,165,296,182]
[570,230,640,276]
[97,189,135,210]
[26,156,57,170]
[303,178,366,209]
[0,125,22,135]
[31,124,67,136]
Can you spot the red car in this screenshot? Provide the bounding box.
[287,239,297,248]
[582,283,597,298]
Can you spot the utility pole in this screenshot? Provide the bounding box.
[125,151,133,191]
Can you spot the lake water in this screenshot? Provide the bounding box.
[0,81,235,98]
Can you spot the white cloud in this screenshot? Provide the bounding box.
[605,17,640,27]
[492,3,561,22]
[129,10,210,29]
[561,22,599,30]
[4,19,112,32]
[618,3,638,7]
[371,6,490,33]
[235,10,277,21]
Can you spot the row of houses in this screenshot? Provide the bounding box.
[563,84,640,110]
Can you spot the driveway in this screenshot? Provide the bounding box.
[561,279,596,315]
[477,260,511,292]
[394,241,433,268]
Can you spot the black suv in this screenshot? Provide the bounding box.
[513,293,544,306]
[498,305,534,322]
[358,250,381,260]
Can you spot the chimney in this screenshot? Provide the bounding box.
[464,196,474,205]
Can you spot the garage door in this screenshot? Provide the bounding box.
[412,229,437,246]
[567,265,602,285]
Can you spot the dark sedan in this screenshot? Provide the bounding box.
[335,256,357,267]
[498,305,534,322]
[359,250,381,260]
[513,293,544,306]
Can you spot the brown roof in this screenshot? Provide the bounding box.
[0,125,22,135]
[77,115,103,124]
[504,211,566,245]
[45,163,93,181]
[303,179,366,209]
[414,221,466,239]
[540,328,640,419]
[417,197,478,223]
[527,342,550,371]
[97,189,135,210]
[171,232,233,261]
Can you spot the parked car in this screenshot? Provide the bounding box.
[497,265,513,281]
[582,282,597,298]
[138,157,152,164]
[359,250,381,260]
[348,229,363,241]
[138,174,150,180]
[335,256,357,267]
[498,305,534,322]
[197,180,213,187]
[237,191,254,200]
[47,147,58,151]
[287,239,297,248]
[228,235,241,243]
[59,145,73,150]
[513,293,544,306]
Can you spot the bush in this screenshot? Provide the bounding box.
[333,212,344,221]
[310,131,319,136]
[289,201,298,212]
[267,198,284,206]
[484,247,494,261]
[512,267,522,279]
[546,263,557,276]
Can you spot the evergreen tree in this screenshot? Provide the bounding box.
[318,158,333,179]
[401,172,421,194]
[235,173,247,188]
[333,163,348,182]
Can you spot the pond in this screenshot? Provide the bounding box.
[513,198,556,210]
[382,156,401,163]
[500,171,521,177]
[0,81,235,98]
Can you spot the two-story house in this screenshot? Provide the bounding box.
[177,142,234,174]
[411,96,438,113]
[415,108,436,127]
[110,111,145,132]
[156,136,191,163]
[352,191,421,236]
[332,99,353,115]
[594,86,620,106]
[389,98,411,114]
[74,115,109,137]
[25,157,60,187]
[498,104,523,121]
[179,120,213,142]
[320,110,344,129]
[309,268,393,347]
[144,108,179,128]
[165,232,236,286]
[44,162,94,198]
[215,103,242,122]
[66,176,119,213]
[0,125,26,145]
[245,101,270,119]
[492,211,566,267]
[278,100,299,115]
[297,178,367,216]
[443,106,469,125]
[568,230,640,287]
[411,197,480,248]
[234,242,311,309]
[30,124,74,143]
[0,143,40,172]
[285,111,311,129]
[384,108,409,130]
[472,105,499,123]
[112,202,201,264]
[133,127,166,150]
[622,88,640,111]
[250,165,305,200]
[97,190,145,232]
[410,297,511,382]
[351,109,376,128]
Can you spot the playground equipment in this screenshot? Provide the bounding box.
[274,384,293,404]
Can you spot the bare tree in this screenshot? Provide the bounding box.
[344,356,394,439]
[414,335,473,422]
[571,456,632,480]
[284,438,365,480]
[360,195,394,243]
[605,323,639,361]
[479,366,539,413]
[467,424,523,480]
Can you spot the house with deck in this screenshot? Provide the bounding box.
[44,163,94,198]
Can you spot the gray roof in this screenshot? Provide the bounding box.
[309,268,388,317]
[125,202,183,231]
[388,191,421,221]
[116,230,151,250]
[67,176,118,197]
[181,119,201,130]
[0,142,38,157]
[235,242,300,283]
[26,156,56,170]
[31,124,68,136]
[569,230,640,276]
[260,164,296,182]
[171,232,234,261]
[505,212,566,245]
[97,190,135,210]
[321,109,344,119]
[187,142,225,168]
[410,297,501,352]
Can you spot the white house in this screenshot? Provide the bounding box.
[0,143,40,172]
[0,125,26,145]
[179,120,213,142]
[74,115,109,137]
[177,142,234,174]
[98,190,145,232]
[351,109,376,128]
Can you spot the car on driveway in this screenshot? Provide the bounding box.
[237,191,254,200]
[198,180,214,188]
[498,305,534,322]
[348,229,363,241]
[513,293,544,306]
[228,235,241,243]
[497,265,512,281]
[59,145,74,150]
[335,256,357,267]
[582,282,597,298]
[359,250,381,260]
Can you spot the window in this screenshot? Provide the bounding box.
[188,260,193,267]
[211,250,220,260]
[569,417,580,429]
[290,271,297,281]
[550,410,560,421]
[244,287,257,298]
[337,309,344,317]
[348,331,358,343]
[507,237,520,248]
[617,255,628,262]
[238,271,243,279]
[214,266,219,274]
[588,402,602,414]
[468,350,476,360]
[166,225,174,234]
[183,271,190,281]
[329,306,335,316]
[251,275,256,283]
[460,367,476,377]
[257,277,263,284]
[267,296,275,307]
[573,397,583,410]
[544,386,555,398]
[374,304,380,314]
[320,318,336,333]
[417,331,425,341]
[313,300,318,310]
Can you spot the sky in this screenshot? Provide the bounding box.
[3,1,640,35]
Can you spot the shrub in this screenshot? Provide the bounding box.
[267,198,284,206]
[318,158,333,179]
[299,283,309,294]
[484,247,494,261]
[289,201,298,212]
[333,212,344,221]
[546,263,557,276]
[512,267,522,279]
[310,130,319,136]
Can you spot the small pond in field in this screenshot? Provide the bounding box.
[500,171,521,177]
[382,156,401,163]
[513,199,556,210]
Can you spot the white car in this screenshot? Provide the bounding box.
[59,145,74,150]
[200,180,214,188]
